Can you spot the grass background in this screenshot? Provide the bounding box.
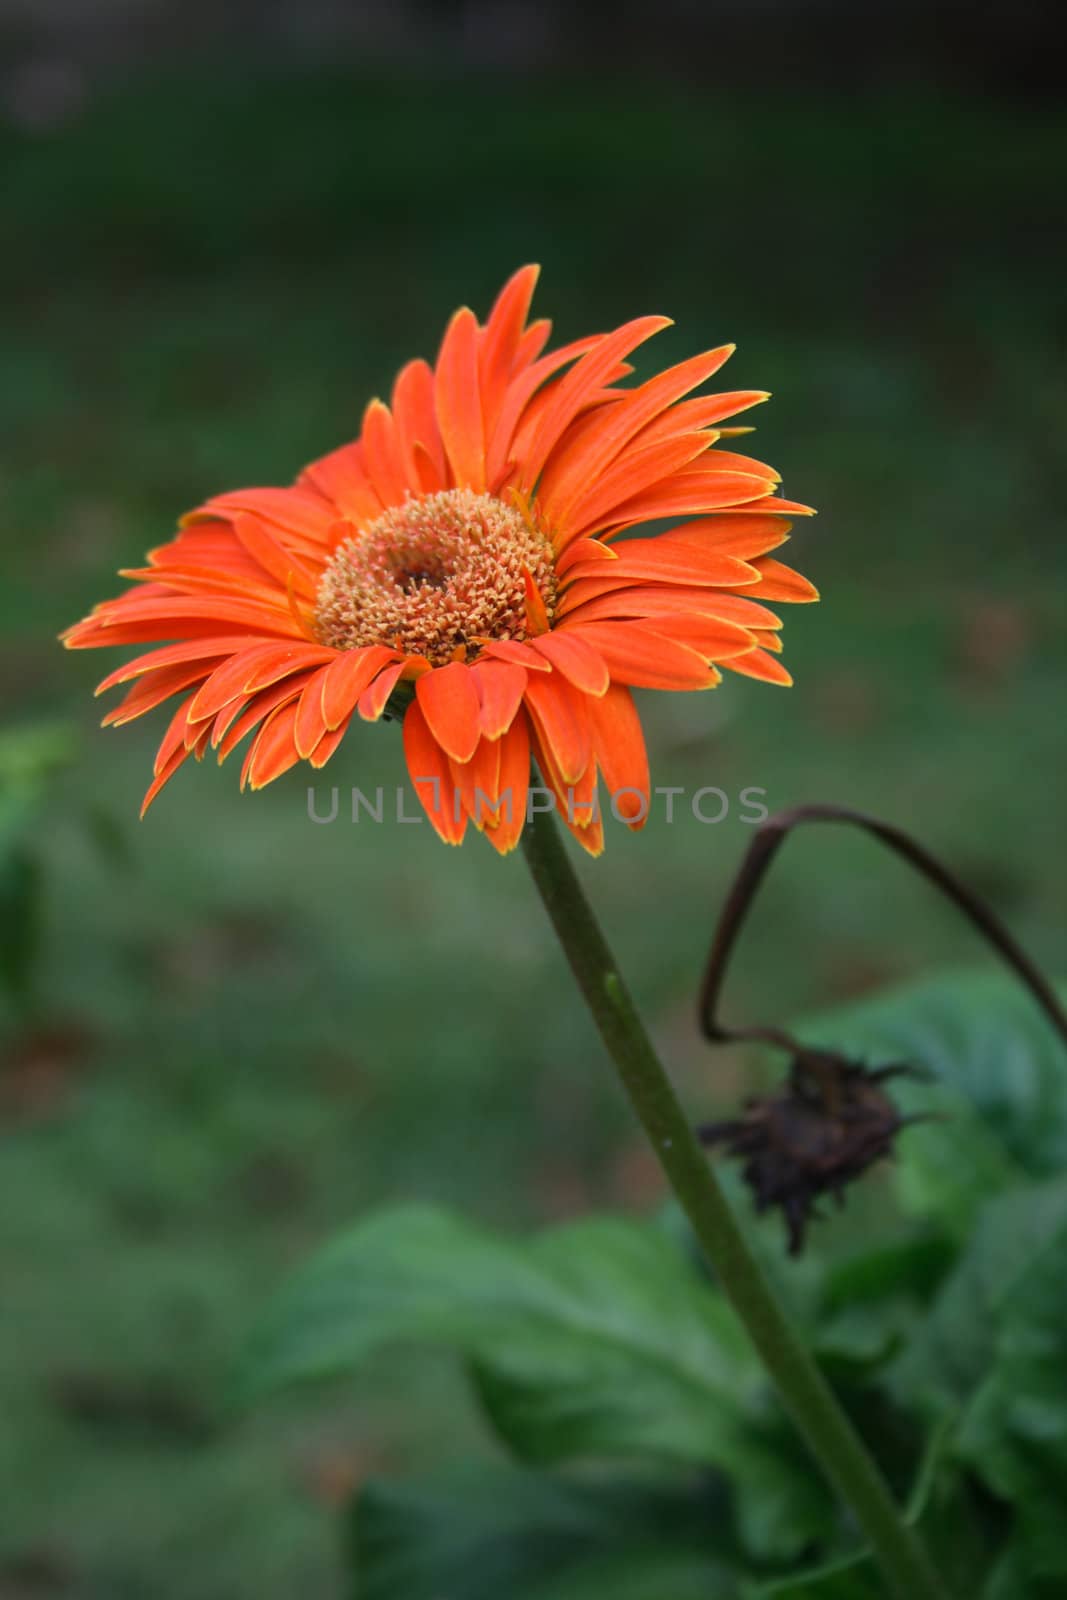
[1,62,1065,1598]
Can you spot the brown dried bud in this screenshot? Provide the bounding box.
[698,1050,921,1255]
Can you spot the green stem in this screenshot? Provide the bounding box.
[520,802,948,1600]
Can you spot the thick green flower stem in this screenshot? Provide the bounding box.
[520,803,948,1600]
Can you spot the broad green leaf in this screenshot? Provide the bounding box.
[892,1177,1067,1409]
[798,970,1067,1229]
[983,1549,1065,1599]
[956,1214,1067,1578]
[348,1465,739,1600]
[746,1420,993,1597]
[815,1236,954,1373]
[242,1205,835,1558]
[745,1552,880,1599]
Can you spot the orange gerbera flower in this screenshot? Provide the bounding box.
[63,266,816,855]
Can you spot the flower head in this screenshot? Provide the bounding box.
[63,266,816,854]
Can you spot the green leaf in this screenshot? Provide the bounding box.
[746,1420,994,1597]
[892,1177,1067,1410]
[242,1205,835,1559]
[349,1465,738,1600]
[955,1208,1067,1578]
[798,969,1067,1229]
[745,1551,881,1599]
[815,1235,955,1374]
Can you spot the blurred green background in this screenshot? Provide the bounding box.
[1,14,1066,1597]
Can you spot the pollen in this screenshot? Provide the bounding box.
[315,488,558,665]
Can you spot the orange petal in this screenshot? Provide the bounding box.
[189,642,332,722]
[361,398,408,507]
[435,307,485,491]
[449,735,502,826]
[484,333,603,489]
[635,612,756,660]
[308,716,352,769]
[522,670,592,785]
[747,557,820,603]
[519,315,672,489]
[561,584,783,632]
[232,514,320,598]
[81,594,307,639]
[562,431,722,542]
[358,659,407,721]
[481,712,531,854]
[187,486,336,550]
[478,639,552,672]
[530,631,609,695]
[415,661,481,763]
[723,647,794,686]
[298,443,385,526]
[529,728,605,858]
[470,658,527,739]
[568,621,719,690]
[522,568,551,636]
[215,675,314,762]
[102,660,225,726]
[402,699,467,845]
[593,468,780,532]
[479,265,541,429]
[539,345,736,522]
[321,645,401,729]
[392,359,447,486]
[562,540,760,592]
[294,666,332,759]
[655,514,792,560]
[634,390,769,447]
[151,691,202,778]
[93,635,268,694]
[589,684,650,830]
[244,701,303,790]
[555,537,618,578]
[142,719,207,816]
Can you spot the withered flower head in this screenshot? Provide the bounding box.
[699,1050,920,1255]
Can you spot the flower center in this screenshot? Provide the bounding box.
[315,488,557,666]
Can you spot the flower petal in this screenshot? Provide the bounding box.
[243,701,303,790]
[519,316,672,489]
[538,344,736,522]
[361,398,408,507]
[589,684,650,830]
[319,645,401,729]
[358,659,407,721]
[567,621,720,690]
[402,700,467,845]
[747,557,821,603]
[530,631,609,695]
[435,307,485,491]
[471,658,527,739]
[480,264,541,429]
[522,670,592,785]
[392,359,447,486]
[415,661,482,763]
[723,647,794,686]
[481,712,531,855]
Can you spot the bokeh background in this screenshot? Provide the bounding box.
[2,3,1065,1595]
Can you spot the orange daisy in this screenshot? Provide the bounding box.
[63,266,816,855]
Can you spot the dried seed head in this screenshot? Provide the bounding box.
[699,1051,922,1254]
